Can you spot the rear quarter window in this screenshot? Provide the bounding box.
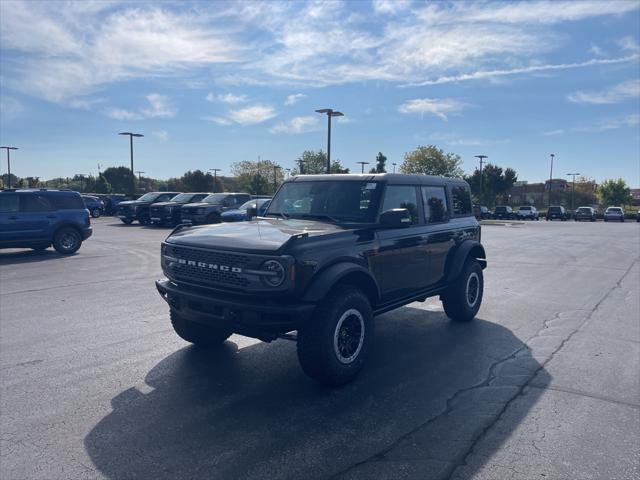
[49,194,85,210]
[450,185,472,216]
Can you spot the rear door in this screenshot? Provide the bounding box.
[0,194,21,244]
[17,193,55,239]
[421,185,453,286]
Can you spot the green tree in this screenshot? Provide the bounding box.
[103,167,135,194]
[231,160,285,195]
[369,152,387,173]
[598,178,632,206]
[179,170,215,192]
[465,164,518,207]
[94,175,112,194]
[291,150,350,175]
[400,145,464,177]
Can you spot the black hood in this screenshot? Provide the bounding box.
[167,218,346,253]
[152,201,188,208]
[181,202,220,209]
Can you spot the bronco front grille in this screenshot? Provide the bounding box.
[164,244,251,288]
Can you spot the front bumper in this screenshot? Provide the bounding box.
[155,278,314,340]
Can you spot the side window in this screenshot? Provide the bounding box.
[451,185,472,216]
[237,195,250,205]
[222,196,234,207]
[49,195,85,209]
[159,194,175,202]
[191,194,207,202]
[20,195,54,212]
[0,194,19,212]
[381,185,419,224]
[422,186,448,223]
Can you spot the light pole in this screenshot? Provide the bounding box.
[548,153,555,207]
[135,171,146,192]
[474,155,487,201]
[315,108,344,174]
[566,172,580,210]
[392,162,397,173]
[209,168,221,192]
[0,146,18,188]
[118,132,143,196]
[356,161,369,173]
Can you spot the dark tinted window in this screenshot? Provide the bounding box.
[0,194,19,212]
[451,185,472,216]
[157,193,177,202]
[49,194,85,210]
[190,194,208,202]
[382,185,419,224]
[20,194,54,212]
[422,186,448,223]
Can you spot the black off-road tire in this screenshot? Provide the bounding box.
[121,219,133,225]
[91,209,101,218]
[138,215,150,226]
[170,310,232,347]
[297,287,373,386]
[52,227,82,255]
[442,260,484,322]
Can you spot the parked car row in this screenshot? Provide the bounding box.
[474,204,638,222]
[116,191,272,226]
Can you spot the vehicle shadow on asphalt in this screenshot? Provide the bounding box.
[84,306,549,480]
[0,249,73,265]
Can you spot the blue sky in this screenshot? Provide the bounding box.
[1,0,639,186]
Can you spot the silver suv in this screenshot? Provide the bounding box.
[517,205,539,220]
[604,207,625,222]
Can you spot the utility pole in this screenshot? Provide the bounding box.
[315,108,344,173]
[273,165,282,194]
[209,168,222,193]
[392,162,397,173]
[566,172,580,210]
[0,146,18,188]
[357,161,369,173]
[135,171,145,192]
[474,155,488,200]
[548,153,555,207]
[118,132,143,196]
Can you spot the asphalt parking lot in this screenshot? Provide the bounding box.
[1,218,639,480]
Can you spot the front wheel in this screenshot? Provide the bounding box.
[91,209,101,218]
[121,219,133,225]
[138,215,150,226]
[170,310,232,347]
[52,228,82,254]
[297,287,373,386]
[442,260,484,322]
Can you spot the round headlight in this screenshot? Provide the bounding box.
[262,260,286,287]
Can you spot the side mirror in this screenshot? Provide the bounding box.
[246,206,258,219]
[379,208,411,228]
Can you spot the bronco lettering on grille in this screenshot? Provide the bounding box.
[177,258,242,273]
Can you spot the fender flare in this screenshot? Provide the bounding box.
[445,240,487,283]
[302,263,380,304]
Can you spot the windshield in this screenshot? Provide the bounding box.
[169,193,194,203]
[577,207,591,213]
[519,206,531,211]
[606,208,622,212]
[202,194,228,204]
[137,192,161,202]
[266,180,383,223]
[495,206,507,212]
[239,199,269,210]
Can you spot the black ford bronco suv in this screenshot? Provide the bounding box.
[156,174,486,385]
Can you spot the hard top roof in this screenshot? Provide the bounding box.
[285,173,466,186]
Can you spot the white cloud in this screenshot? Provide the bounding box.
[617,35,640,53]
[142,93,175,118]
[544,114,639,135]
[206,92,248,104]
[203,116,232,126]
[228,105,277,125]
[398,98,467,121]
[284,93,306,106]
[0,96,25,118]
[104,93,175,120]
[372,0,411,15]
[567,79,640,104]
[153,130,169,142]
[270,116,319,134]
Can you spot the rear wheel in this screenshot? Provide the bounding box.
[91,208,101,218]
[297,287,373,386]
[138,215,150,225]
[170,310,232,347]
[442,260,484,322]
[121,219,133,225]
[52,228,82,254]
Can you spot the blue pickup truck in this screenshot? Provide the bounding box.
[0,189,92,254]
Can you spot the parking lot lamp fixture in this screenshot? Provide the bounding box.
[315,108,344,174]
[392,162,397,173]
[357,161,369,174]
[548,153,555,207]
[0,146,18,188]
[118,133,143,196]
[566,172,580,211]
[209,168,222,193]
[474,155,487,200]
